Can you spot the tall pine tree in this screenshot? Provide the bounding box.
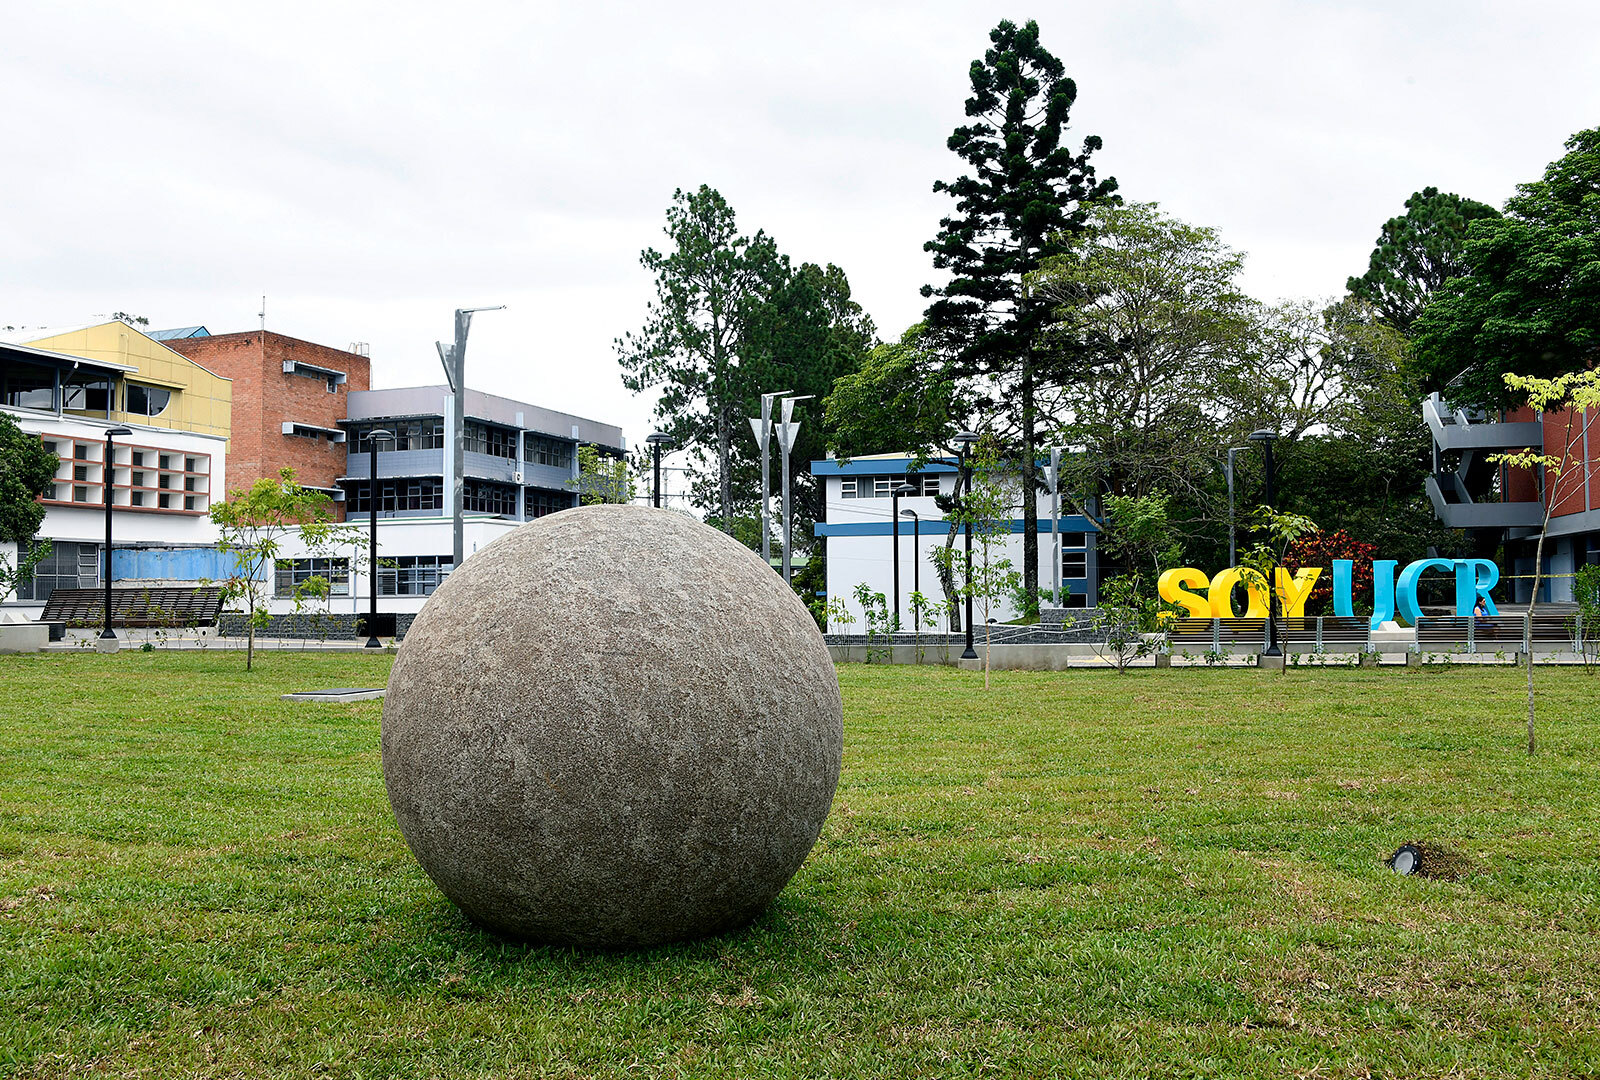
[922,18,1116,614]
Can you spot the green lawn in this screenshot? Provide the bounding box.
[2,654,1599,1078]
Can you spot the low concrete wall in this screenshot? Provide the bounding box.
[0,623,49,654]
[217,612,417,641]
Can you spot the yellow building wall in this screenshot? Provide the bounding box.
[27,323,232,438]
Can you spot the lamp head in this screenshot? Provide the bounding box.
[1247,429,1277,443]
[105,427,133,437]
[645,431,675,447]
[898,508,918,518]
[892,482,917,496]
[951,431,980,451]
[368,428,396,441]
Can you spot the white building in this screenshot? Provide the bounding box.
[811,453,1101,632]
[1,337,228,616]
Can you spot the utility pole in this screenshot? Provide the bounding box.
[1045,446,1062,606]
[436,305,504,571]
[777,395,812,584]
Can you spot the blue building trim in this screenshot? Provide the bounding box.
[814,515,1096,538]
[810,458,959,476]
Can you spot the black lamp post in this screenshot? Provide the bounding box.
[1248,428,1281,658]
[646,432,674,508]
[951,431,980,660]
[101,426,133,641]
[365,428,395,648]
[891,482,916,625]
[899,508,920,634]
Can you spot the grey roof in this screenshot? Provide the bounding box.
[148,325,210,341]
[345,385,625,450]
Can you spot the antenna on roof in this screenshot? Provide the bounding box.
[258,295,266,332]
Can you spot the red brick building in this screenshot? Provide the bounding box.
[165,331,370,517]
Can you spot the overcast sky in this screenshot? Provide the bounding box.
[4,1,1598,461]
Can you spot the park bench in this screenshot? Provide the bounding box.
[1415,612,1583,656]
[1167,617,1378,657]
[39,586,225,629]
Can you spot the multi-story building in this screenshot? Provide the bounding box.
[811,452,1100,629]
[1424,391,1600,602]
[265,385,624,615]
[163,329,371,512]
[0,325,231,611]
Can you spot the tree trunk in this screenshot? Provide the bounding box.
[1020,355,1039,615]
[1526,520,1550,755]
[247,614,255,672]
[716,398,732,530]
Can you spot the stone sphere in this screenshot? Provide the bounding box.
[381,504,843,948]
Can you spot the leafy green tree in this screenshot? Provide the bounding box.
[0,414,58,602]
[932,438,1020,688]
[1347,186,1499,332]
[922,17,1117,615]
[568,445,634,505]
[1486,369,1600,754]
[1037,201,1253,503]
[823,324,960,461]
[1414,128,1600,407]
[210,469,361,671]
[617,186,783,530]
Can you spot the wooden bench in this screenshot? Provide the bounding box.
[40,587,225,629]
[1416,613,1583,655]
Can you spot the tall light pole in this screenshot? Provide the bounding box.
[952,431,980,660]
[777,394,812,583]
[899,508,920,634]
[1226,445,1249,567]
[891,482,917,625]
[365,428,395,648]
[101,426,132,643]
[749,390,789,568]
[646,432,674,508]
[1248,429,1281,658]
[436,305,504,572]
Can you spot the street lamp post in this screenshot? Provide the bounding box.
[749,391,789,567]
[365,428,395,648]
[1225,445,1249,567]
[645,432,674,508]
[435,305,505,571]
[899,508,920,634]
[951,431,980,660]
[891,482,917,626]
[777,394,812,584]
[1248,429,1281,658]
[101,427,133,642]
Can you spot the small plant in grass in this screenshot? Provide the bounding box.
[823,597,855,637]
[209,469,361,672]
[853,583,894,663]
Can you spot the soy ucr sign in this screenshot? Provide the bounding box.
[1157,558,1500,630]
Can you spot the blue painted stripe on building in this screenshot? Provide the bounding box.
[111,547,232,582]
[809,458,959,476]
[814,516,1096,538]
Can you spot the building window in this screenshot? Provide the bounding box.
[61,372,110,414]
[14,540,100,600]
[274,558,350,598]
[131,491,144,507]
[463,479,518,516]
[1063,551,1087,580]
[524,435,574,469]
[183,476,196,491]
[131,450,144,466]
[158,474,170,489]
[185,456,198,472]
[919,475,940,496]
[74,444,90,460]
[40,440,57,456]
[351,418,444,452]
[1061,532,1086,549]
[1065,592,1089,609]
[158,454,171,470]
[183,495,196,511]
[73,486,90,502]
[348,478,444,513]
[326,376,338,394]
[465,422,518,459]
[125,383,173,418]
[73,465,88,481]
[1,360,56,410]
[525,487,571,518]
[131,470,144,487]
[378,555,454,596]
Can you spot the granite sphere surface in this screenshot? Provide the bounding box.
[381,504,843,948]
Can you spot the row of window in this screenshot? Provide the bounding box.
[351,419,445,453]
[345,418,579,469]
[10,541,99,601]
[463,480,519,515]
[272,556,456,598]
[2,360,172,417]
[840,475,942,499]
[347,478,445,513]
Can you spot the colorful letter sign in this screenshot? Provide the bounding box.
[1157,558,1499,630]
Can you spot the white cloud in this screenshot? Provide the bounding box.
[2,0,1598,449]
